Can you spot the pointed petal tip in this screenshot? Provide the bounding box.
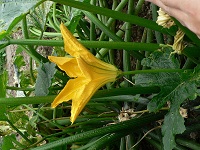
[60,22,65,28]
[51,102,59,108]
[48,56,55,62]
[70,114,77,124]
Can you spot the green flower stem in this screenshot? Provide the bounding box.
[135,0,145,15]
[47,15,60,32]
[123,0,134,87]
[52,2,60,30]
[144,29,154,64]
[29,57,36,82]
[29,27,61,37]
[51,0,172,35]
[79,19,90,38]
[89,0,96,55]
[136,29,147,70]
[94,86,160,98]
[99,0,128,41]
[122,69,191,76]
[21,17,47,63]
[83,11,122,41]
[96,23,126,59]
[8,39,160,52]
[83,11,144,60]
[0,95,55,105]
[1,86,160,105]
[176,137,200,150]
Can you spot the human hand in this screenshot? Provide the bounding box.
[146,0,200,37]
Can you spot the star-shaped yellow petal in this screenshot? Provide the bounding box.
[48,23,121,123]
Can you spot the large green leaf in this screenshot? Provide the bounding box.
[162,106,185,150]
[135,48,200,150]
[0,0,42,39]
[35,62,56,96]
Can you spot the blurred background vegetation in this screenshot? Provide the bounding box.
[0,0,200,150]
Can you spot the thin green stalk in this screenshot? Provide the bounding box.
[96,23,126,59]
[112,0,118,11]
[98,0,107,24]
[21,17,47,63]
[76,26,87,40]
[51,0,172,35]
[23,104,63,129]
[7,119,32,144]
[176,138,200,150]
[93,86,160,98]
[135,0,145,15]
[107,0,118,65]
[136,28,148,70]
[99,0,128,41]
[29,57,36,83]
[1,86,160,105]
[122,69,191,76]
[90,0,97,54]
[123,0,134,87]
[0,95,55,105]
[144,29,153,65]
[126,134,138,150]
[47,15,60,32]
[83,11,144,60]
[83,11,122,41]
[29,27,61,37]
[52,2,60,30]
[120,137,126,150]
[8,39,160,52]
[79,19,90,38]
[0,42,9,50]
[63,5,68,18]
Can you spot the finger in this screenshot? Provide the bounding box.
[148,0,198,12]
[146,0,187,26]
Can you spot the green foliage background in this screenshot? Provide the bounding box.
[0,0,200,150]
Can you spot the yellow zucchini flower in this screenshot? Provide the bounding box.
[48,23,121,123]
